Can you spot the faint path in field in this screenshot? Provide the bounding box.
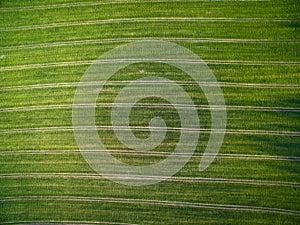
[0,196,299,215]
[0,0,273,12]
[1,59,299,71]
[0,150,299,162]
[0,126,299,136]
[1,221,138,225]
[1,17,298,32]
[206,60,299,66]
[2,38,299,51]
[1,103,300,113]
[0,81,299,91]
[0,61,92,71]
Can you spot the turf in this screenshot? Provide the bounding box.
[0,0,299,224]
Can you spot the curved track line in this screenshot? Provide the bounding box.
[1,17,298,32]
[0,150,299,162]
[0,60,93,71]
[0,81,299,91]
[0,126,299,136]
[0,0,272,12]
[1,103,299,113]
[0,173,299,187]
[2,38,299,51]
[0,59,299,71]
[0,196,299,216]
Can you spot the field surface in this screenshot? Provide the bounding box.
[0,0,299,224]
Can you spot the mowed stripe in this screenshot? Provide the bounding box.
[1,174,299,187]
[0,126,299,136]
[1,196,299,215]
[1,17,298,32]
[2,38,299,51]
[1,60,299,71]
[0,0,273,12]
[0,150,299,162]
[0,81,299,91]
[1,104,299,113]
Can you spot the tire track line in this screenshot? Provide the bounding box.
[0,60,93,71]
[1,17,298,32]
[1,173,299,187]
[2,38,299,51]
[1,104,300,113]
[0,0,273,12]
[1,59,299,71]
[0,81,299,91]
[0,150,299,162]
[0,126,299,136]
[1,221,138,225]
[0,196,299,215]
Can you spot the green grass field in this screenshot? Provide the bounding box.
[0,0,299,224]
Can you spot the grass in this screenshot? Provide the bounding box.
[1,64,299,87]
[1,106,299,132]
[0,0,299,224]
[1,42,299,67]
[1,153,299,181]
[1,1,299,27]
[1,85,299,108]
[1,200,298,224]
[2,21,299,47]
[0,178,299,210]
[1,131,300,156]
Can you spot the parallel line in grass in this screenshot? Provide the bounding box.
[0,221,138,225]
[0,0,273,12]
[0,126,299,136]
[1,173,299,188]
[1,196,299,215]
[1,104,300,113]
[1,150,299,162]
[2,38,299,51]
[1,81,299,91]
[1,17,298,32]
[1,60,299,71]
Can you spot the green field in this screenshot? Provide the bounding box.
[0,0,299,224]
